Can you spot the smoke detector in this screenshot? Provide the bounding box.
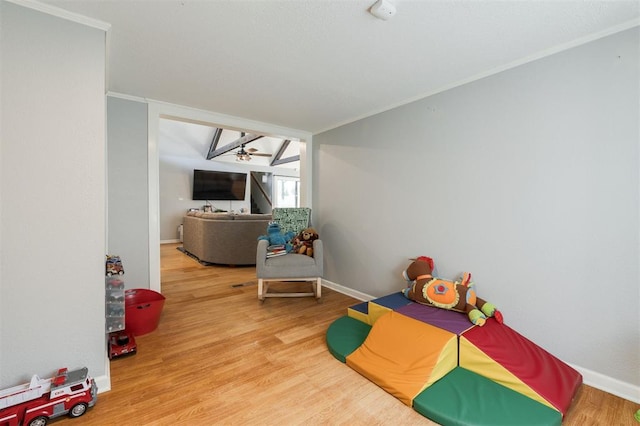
[370,0,396,20]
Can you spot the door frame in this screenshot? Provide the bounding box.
[146,101,313,292]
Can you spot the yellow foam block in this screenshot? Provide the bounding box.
[367,302,393,325]
[347,307,370,325]
[459,336,553,410]
[346,311,457,406]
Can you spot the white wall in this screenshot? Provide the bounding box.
[160,156,248,240]
[0,1,107,385]
[107,96,150,290]
[314,27,639,399]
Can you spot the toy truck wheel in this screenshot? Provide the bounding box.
[69,402,88,418]
[28,416,48,426]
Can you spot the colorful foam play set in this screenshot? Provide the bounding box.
[326,257,583,425]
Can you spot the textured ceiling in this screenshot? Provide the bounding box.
[41,0,639,133]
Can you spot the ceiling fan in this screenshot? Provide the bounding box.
[235,144,272,161]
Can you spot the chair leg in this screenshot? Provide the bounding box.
[315,277,322,299]
[258,278,265,301]
[258,278,321,301]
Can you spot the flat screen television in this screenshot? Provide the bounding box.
[192,169,247,201]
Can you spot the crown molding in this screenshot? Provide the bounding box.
[5,0,111,31]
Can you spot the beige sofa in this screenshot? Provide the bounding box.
[182,212,272,266]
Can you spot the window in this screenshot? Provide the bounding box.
[273,176,300,208]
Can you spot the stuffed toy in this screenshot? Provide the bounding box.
[258,222,295,252]
[292,228,319,257]
[402,256,503,326]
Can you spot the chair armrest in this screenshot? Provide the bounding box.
[312,239,323,276]
[257,239,269,261]
[256,239,269,276]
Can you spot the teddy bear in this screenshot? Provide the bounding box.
[258,222,295,252]
[292,227,319,257]
[402,256,503,326]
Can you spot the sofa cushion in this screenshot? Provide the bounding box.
[236,214,272,221]
[200,212,234,220]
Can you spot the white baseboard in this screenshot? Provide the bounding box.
[321,279,640,403]
[570,363,640,403]
[321,278,373,302]
[94,355,111,394]
[95,374,111,394]
[161,239,181,244]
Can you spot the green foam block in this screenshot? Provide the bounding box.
[413,367,562,426]
[326,316,371,363]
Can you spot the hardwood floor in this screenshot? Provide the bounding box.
[56,243,638,425]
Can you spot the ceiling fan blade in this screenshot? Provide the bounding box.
[246,147,259,153]
[252,153,272,157]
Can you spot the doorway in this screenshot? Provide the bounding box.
[147,103,313,292]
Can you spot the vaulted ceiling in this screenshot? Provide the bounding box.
[42,0,639,134]
[158,118,301,168]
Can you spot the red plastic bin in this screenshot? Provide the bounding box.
[125,289,165,336]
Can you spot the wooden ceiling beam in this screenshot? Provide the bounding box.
[270,139,300,166]
[207,133,263,159]
[205,128,223,160]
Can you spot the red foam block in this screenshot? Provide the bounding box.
[462,319,582,415]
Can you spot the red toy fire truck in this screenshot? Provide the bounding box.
[0,367,97,426]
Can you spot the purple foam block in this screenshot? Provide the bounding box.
[396,303,475,335]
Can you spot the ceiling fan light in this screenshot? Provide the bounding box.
[235,144,254,161]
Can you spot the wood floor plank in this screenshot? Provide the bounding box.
[52,243,638,425]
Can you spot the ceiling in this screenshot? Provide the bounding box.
[41,0,639,134]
